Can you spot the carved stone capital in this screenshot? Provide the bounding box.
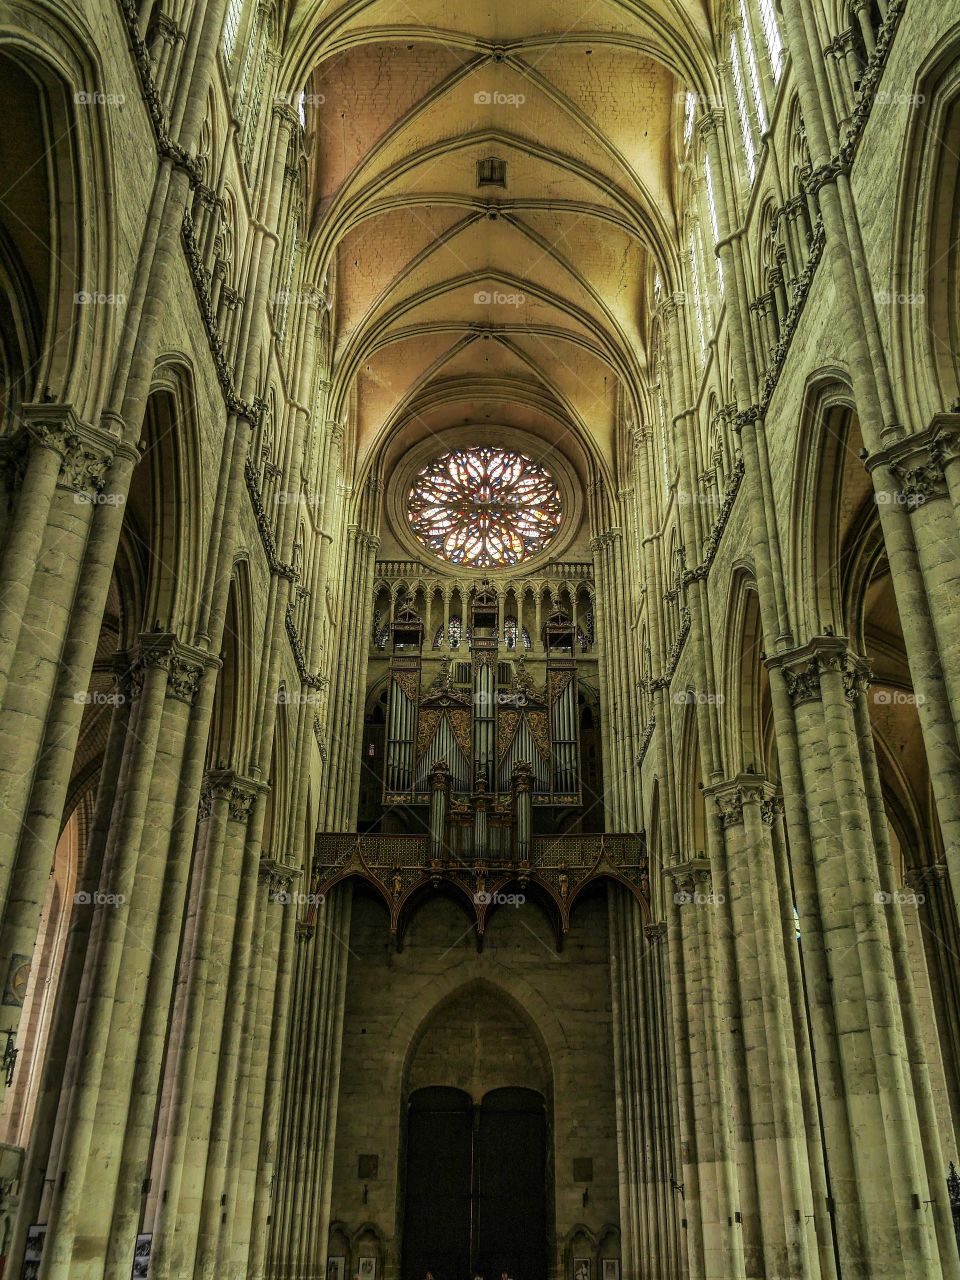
[767,635,840,706]
[768,635,869,708]
[696,108,725,141]
[131,632,213,704]
[865,417,960,511]
[804,157,848,196]
[905,862,946,891]
[666,857,712,899]
[202,769,261,824]
[260,857,301,895]
[760,794,785,826]
[20,403,132,496]
[714,789,744,828]
[732,404,763,434]
[228,780,260,823]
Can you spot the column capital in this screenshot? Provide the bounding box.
[864,414,960,510]
[259,857,302,895]
[201,769,264,823]
[126,632,218,704]
[732,404,763,434]
[904,861,947,891]
[760,794,786,826]
[804,156,850,197]
[766,634,867,706]
[20,402,138,495]
[706,772,778,825]
[665,856,712,898]
[696,107,725,141]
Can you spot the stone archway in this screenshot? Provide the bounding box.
[400,982,553,1280]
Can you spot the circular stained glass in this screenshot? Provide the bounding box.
[408,447,562,567]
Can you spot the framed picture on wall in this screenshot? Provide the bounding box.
[327,1257,346,1280]
[21,1224,46,1280]
[358,1258,377,1280]
[602,1261,620,1280]
[131,1234,152,1279]
[574,1258,591,1280]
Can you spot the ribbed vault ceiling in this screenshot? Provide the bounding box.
[284,0,715,476]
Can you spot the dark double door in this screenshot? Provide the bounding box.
[402,1086,548,1280]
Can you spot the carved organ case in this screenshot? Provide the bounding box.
[383,590,583,825]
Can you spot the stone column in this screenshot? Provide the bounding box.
[768,636,950,1278]
[147,770,259,1278]
[669,860,747,1280]
[713,775,823,1279]
[246,879,301,1280]
[0,411,134,922]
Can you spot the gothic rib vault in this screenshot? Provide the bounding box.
[0,0,959,1279]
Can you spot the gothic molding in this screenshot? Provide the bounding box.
[285,602,326,690]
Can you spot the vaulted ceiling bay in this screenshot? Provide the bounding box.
[283,0,716,475]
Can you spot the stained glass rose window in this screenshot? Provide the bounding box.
[408,447,562,567]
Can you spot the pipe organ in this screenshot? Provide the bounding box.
[382,589,585,846]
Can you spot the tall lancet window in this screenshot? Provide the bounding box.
[757,0,785,82]
[730,30,758,181]
[222,0,245,62]
[689,229,707,364]
[704,154,724,295]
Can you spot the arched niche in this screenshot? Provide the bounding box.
[403,978,551,1104]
